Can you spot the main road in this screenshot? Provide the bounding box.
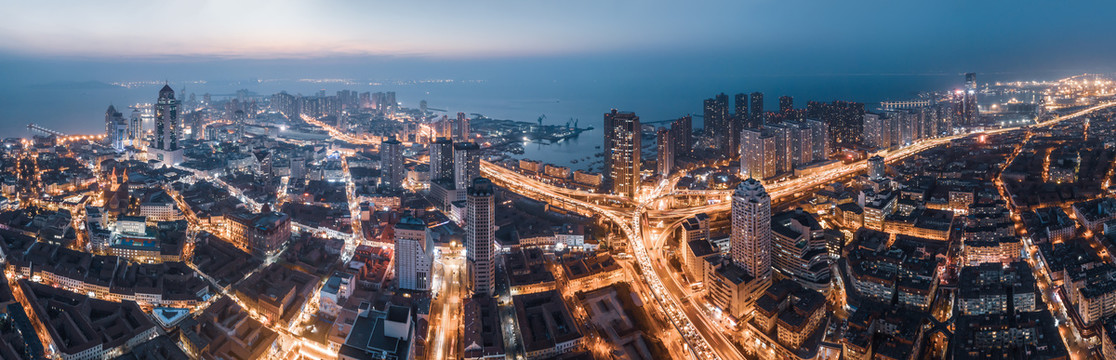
[479,101,1116,360]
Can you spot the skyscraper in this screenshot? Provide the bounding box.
[455,112,471,141]
[129,108,142,147]
[453,141,481,192]
[394,217,434,291]
[790,122,813,167]
[466,177,496,296]
[868,155,886,180]
[766,123,793,174]
[604,110,641,198]
[862,113,888,149]
[155,85,178,151]
[734,93,749,121]
[779,96,794,113]
[657,127,673,176]
[429,137,455,184]
[740,128,776,179]
[670,115,692,158]
[962,72,978,126]
[704,94,731,154]
[805,119,829,162]
[749,92,765,128]
[731,178,772,281]
[104,105,127,151]
[381,137,404,191]
[807,100,864,149]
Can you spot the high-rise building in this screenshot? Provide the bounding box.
[740,128,776,179]
[129,108,142,147]
[766,123,793,174]
[657,127,673,176]
[604,110,641,198]
[394,217,434,291]
[749,92,765,128]
[962,72,978,126]
[790,122,813,167]
[456,112,471,141]
[868,155,886,180]
[805,119,829,162]
[670,115,692,158]
[453,141,481,192]
[731,178,772,281]
[466,178,496,296]
[862,113,888,149]
[155,85,179,151]
[807,100,864,149]
[779,96,794,114]
[735,93,749,121]
[704,94,731,154]
[105,105,127,151]
[429,137,455,184]
[381,137,405,191]
[771,209,831,290]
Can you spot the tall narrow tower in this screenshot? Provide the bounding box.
[381,137,404,191]
[466,177,496,296]
[731,178,772,280]
[963,73,978,126]
[105,105,126,151]
[656,127,674,176]
[129,108,142,147]
[429,137,455,184]
[155,85,178,151]
[604,110,641,198]
[453,142,481,191]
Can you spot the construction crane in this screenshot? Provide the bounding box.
[537,114,547,127]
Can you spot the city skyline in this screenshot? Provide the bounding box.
[3,3,1116,360]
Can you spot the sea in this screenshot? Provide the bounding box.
[0,73,1021,170]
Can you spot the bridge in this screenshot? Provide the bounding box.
[27,123,66,137]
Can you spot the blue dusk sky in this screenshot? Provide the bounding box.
[1,1,1115,135]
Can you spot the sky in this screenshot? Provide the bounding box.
[2,1,1115,71]
[1,1,1116,135]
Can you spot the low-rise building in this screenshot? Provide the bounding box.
[506,248,556,296]
[339,304,415,360]
[19,280,157,360]
[235,263,319,326]
[226,210,291,256]
[180,296,279,360]
[958,262,1037,315]
[706,258,769,320]
[953,311,1068,359]
[463,297,506,360]
[561,252,622,292]
[320,272,356,319]
[751,279,827,352]
[513,291,585,359]
[1073,197,1116,233]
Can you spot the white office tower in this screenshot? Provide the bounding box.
[466,177,496,296]
[394,217,434,291]
[731,178,772,280]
